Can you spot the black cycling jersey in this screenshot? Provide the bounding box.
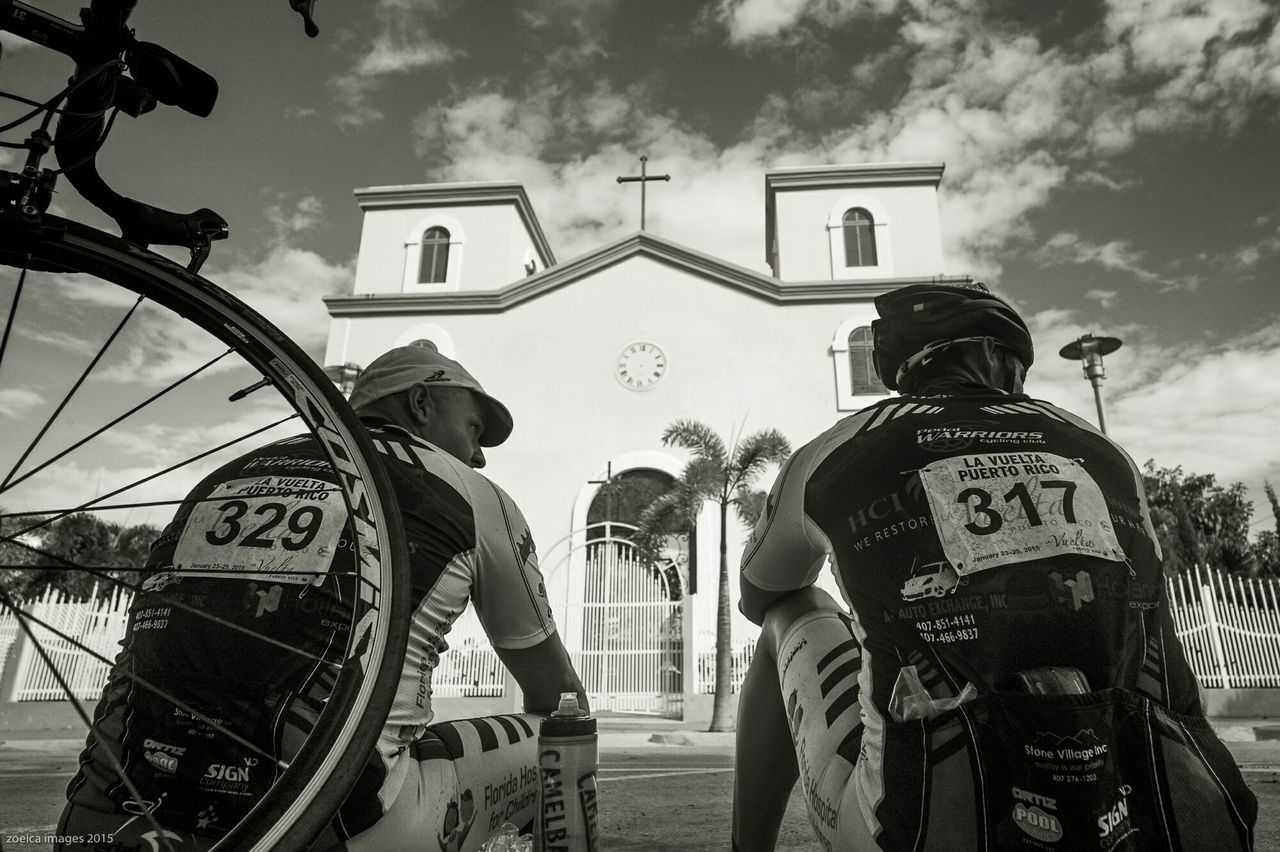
[63,419,556,840]
[742,392,1253,849]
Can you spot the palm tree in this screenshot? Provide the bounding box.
[635,419,790,732]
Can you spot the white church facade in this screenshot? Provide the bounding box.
[322,162,973,721]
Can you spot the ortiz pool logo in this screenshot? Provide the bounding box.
[1011,787,1062,843]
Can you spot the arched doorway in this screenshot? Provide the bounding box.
[550,467,690,717]
[587,468,691,599]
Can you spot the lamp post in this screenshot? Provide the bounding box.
[1058,333,1122,435]
[323,362,362,396]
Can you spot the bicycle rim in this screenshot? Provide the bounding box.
[0,212,409,851]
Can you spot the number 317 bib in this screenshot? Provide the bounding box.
[918,452,1125,577]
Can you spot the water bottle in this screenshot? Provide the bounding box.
[535,692,599,852]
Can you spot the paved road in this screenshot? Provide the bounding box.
[1,738,1275,850]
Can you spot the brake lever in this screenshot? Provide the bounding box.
[290,0,319,38]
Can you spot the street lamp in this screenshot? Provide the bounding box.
[1058,333,1122,435]
[323,362,362,397]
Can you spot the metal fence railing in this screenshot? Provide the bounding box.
[6,567,1280,704]
[1167,565,1280,688]
[1,585,130,701]
[0,585,504,702]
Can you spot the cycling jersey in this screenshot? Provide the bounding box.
[742,391,1255,850]
[60,418,556,845]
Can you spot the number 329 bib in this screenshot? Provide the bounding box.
[173,475,348,585]
[918,452,1125,577]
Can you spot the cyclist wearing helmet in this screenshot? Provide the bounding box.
[730,283,1255,851]
[58,340,585,852]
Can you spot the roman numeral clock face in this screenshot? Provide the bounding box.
[615,341,667,391]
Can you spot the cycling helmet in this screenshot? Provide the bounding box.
[871,282,1034,391]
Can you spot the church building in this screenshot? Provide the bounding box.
[322,162,973,721]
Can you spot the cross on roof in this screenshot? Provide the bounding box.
[616,155,671,231]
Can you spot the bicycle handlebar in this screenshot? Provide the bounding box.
[1,0,229,253]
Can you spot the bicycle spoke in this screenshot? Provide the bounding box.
[1,413,298,543]
[0,487,341,520]
[0,588,180,852]
[0,261,27,375]
[1,292,144,490]
[0,348,238,496]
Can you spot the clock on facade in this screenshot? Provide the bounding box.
[615,341,667,390]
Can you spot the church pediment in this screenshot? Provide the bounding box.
[326,231,961,317]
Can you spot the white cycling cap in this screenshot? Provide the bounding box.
[347,340,514,447]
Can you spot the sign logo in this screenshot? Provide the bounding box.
[1097,786,1136,848]
[204,763,251,783]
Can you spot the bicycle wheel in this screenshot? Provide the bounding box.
[0,210,409,850]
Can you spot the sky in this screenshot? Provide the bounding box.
[2,0,1279,536]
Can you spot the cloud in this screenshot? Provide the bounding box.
[15,327,99,357]
[264,195,324,237]
[329,0,460,129]
[1073,170,1137,192]
[714,0,880,45]
[1025,309,1280,536]
[351,0,1280,285]
[1035,232,1193,289]
[210,243,352,356]
[1086,289,1119,309]
[0,387,42,418]
[410,84,770,265]
[519,0,620,70]
[699,0,1279,275]
[1224,220,1280,272]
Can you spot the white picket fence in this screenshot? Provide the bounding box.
[1167,565,1280,688]
[0,586,505,702]
[1,585,131,701]
[7,568,1280,704]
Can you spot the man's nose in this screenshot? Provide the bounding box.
[471,448,486,469]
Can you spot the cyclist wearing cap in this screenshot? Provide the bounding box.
[58,340,586,852]
[730,284,1254,851]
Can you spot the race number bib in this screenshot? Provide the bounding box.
[919,452,1124,577]
[173,476,348,585]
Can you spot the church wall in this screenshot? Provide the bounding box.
[353,204,537,295]
[333,255,881,605]
[772,183,944,281]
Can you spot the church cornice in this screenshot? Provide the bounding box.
[765,162,945,191]
[324,230,973,317]
[353,181,556,267]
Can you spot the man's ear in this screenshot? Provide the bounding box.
[1001,348,1026,394]
[405,383,434,426]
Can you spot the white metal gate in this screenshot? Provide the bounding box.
[545,522,683,717]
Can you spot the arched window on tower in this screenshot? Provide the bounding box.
[842,208,877,267]
[848,326,887,395]
[418,226,451,284]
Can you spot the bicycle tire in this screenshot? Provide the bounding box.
[0,210,410,851]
